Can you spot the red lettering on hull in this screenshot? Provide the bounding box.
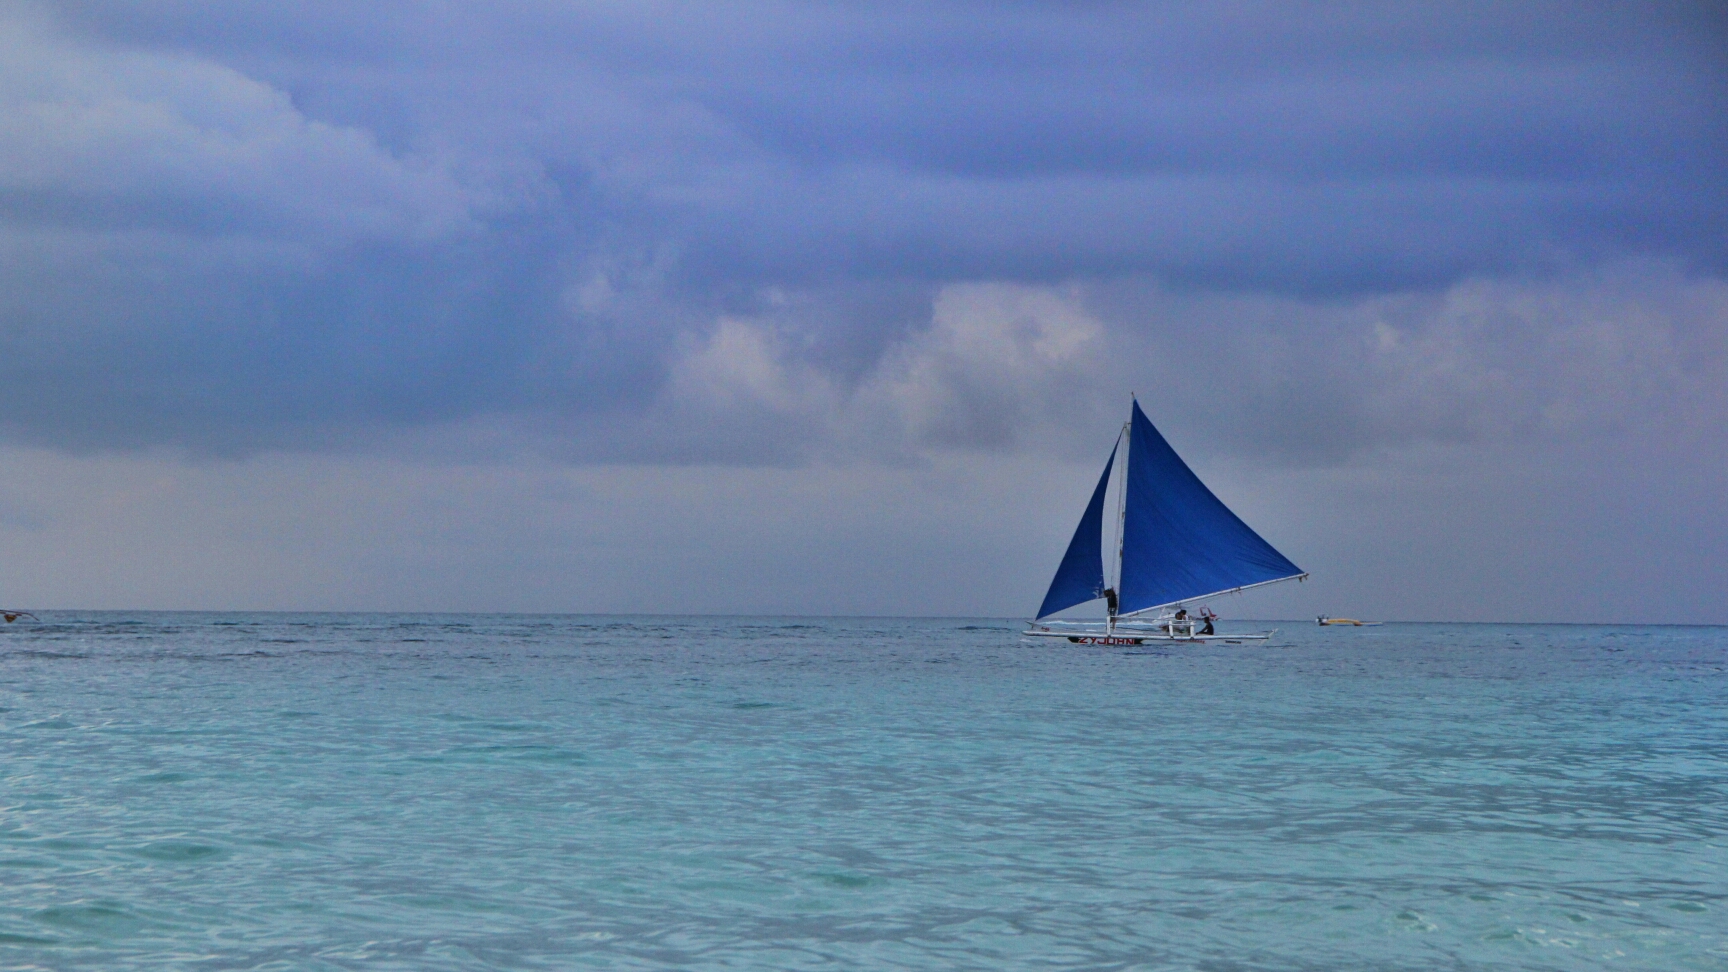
[1067,636,1145,645]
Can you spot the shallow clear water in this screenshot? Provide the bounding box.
[1,614,1723,970]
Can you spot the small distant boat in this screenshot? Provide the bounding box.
[1026,398,1306,645]
[1317,616,1381,626]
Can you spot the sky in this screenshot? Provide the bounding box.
[1,1,1724,621]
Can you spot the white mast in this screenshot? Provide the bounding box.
[1108,415,1130,634]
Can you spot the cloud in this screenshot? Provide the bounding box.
[0,1,1721,621]
[859,283,1105,452]
[481,263,1727,477]
[0,13,481,244]
[0,0,1722,465]
[1085,262,1728,465]
[532,282,1103,465]
[1355,266,1726,444]
[0,10,561,453]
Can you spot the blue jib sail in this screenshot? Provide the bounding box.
[1035,440,1117,620]
[1118,399,1302,615]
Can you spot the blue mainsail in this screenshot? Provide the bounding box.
[1035,441,1117,620]
[1035,399,1302,620]
[1117,399,1302,615]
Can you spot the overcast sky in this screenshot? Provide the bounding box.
[1,1,1724,621]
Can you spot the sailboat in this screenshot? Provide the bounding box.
[1026,398,1306,645]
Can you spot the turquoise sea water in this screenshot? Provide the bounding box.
[1,614,1723,970]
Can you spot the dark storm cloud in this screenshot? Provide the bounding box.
[1,1,1723,455]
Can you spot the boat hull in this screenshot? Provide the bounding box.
[1023,625,1272,644]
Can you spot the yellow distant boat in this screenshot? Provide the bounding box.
[1317,616,1379,626]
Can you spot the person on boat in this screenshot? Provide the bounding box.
[1159,607,1189,635]
[1200,616,1214,635]
[1103,588,1119,616]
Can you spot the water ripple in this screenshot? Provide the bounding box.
[0,615,1723,970]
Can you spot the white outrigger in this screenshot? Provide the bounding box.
[1025,398,1305,645]
[1026,607,1275,646]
